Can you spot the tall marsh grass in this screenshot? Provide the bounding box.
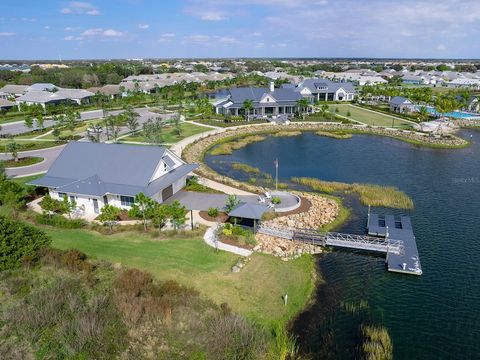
[210,135,267,155]
[292,177,414,209]
[360,325,393,360]
[231,162,261,174]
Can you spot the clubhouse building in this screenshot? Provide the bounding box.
[29,142,197,216]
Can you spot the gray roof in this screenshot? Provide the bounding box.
[56,88,95,100]
[0,98,15,108]
[390,96,412,106]
[0,84,29,95]
[225,86,302,107]
[228,202,269,220]
[297,78,356,94]
[29,142,197,197]
[28,83,57,91]
[16,90,67,104]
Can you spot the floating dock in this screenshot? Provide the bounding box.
[367,213,422,275]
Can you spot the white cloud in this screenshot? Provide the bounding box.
[81,28,124,38]
[218,36,237,44]
[0,32,15,37]
[137,23,150,29]
[200,11,226,21]
[63,35,83,41]
[61,2,101,16]
[44,26,50,30]
[182,34,211,44]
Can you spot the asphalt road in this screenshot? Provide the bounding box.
[2,145,65,178]
[1,108,178,178]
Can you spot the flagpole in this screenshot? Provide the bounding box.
[275,158,278,191]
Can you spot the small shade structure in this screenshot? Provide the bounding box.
[227,202,269,232]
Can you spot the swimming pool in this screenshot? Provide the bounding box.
[416,105,480,119]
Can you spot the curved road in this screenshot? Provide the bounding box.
[1,108,177,178]
[1,145,65,177]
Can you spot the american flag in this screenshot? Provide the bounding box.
[274,159,278,168]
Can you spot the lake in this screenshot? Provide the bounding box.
[205,130,480,359]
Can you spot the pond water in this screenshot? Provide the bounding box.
[205,130,480,359]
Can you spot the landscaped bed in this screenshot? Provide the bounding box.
[3,156,43,168]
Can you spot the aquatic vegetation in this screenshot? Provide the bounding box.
[210,135,267,155]
[315,130,352,139]
[272,130,302,137]
[292,177,414,209]
[231,162,261,174]
[360,325,393,360]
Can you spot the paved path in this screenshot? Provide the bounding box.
[2,145,65,177]
[203,226,253,256]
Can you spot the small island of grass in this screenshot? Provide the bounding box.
[2,156,44,168]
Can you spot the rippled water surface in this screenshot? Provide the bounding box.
[206,130,480,359]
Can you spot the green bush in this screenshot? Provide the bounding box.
[36,214,86,229]
[207,207,219,218]
[271,196,282,205]
[0,216,51,270]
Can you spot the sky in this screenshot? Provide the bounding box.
[0,0,479,60]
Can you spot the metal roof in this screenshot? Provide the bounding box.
[228,202,269,220]
[390,96,412,105]
[29,142,197,198]
[297,78,356,93]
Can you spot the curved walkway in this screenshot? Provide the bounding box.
[203,226,253,257]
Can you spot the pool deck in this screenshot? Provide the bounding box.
[368,213,422,276]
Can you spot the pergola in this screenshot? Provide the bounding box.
[227,202,269,232]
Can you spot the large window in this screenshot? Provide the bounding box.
[120,196,135,207]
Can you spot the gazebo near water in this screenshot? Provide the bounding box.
[227,202,270,232]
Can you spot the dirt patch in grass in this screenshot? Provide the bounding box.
[199,210,229,223]
[219,234,255,250]
[3,156,43,168]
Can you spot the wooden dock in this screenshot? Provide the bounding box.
[368,213,422,275]
[257,212,422,276]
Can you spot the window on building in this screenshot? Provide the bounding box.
[69,196,76,203]
[58,192,67,199]
[120,196,135,206]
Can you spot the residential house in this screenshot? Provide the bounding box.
[293,78,356,102]
[0,98,16,110]
[390,96,415,113]
[447,78,480,89]
[0,84,29,97]
[215,82,303,118]
[55,88,94,105]
[467,96,479,112]
[29,142,198,216]
[16,90,69,109]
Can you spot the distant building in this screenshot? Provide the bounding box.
[215,82,302,118]
[293,78,356,102]
[389,96,415,113]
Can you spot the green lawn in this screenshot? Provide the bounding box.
[328,104,414,128]
[45,227,316,327]
[11,174,43,184]
[120,122,209,143]
[3,156,43,168]
[0,140,66,151]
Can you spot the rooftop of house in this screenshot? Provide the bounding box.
[224,86,303,106]
[29,142,197,197]
[295,78,356,93]
[16,90,68,103]
[390,96,413,105]
[0,84,29,94]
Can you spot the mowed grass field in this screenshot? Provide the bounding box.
[328,104,414,128]
[45,227,316,327]
[121,122,208,144]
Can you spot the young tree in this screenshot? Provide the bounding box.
[0,180,26,219]
[104,115,121,142]
[143,117,164,145]
[52,126,61,140]
[124,106,140,132]
[5,141,20,162]
[129,192,155,231]
[167,200,188,231]
[225,194,240,213]
[35,114,44,130]
[39,194,57,219]
[24,115,34,129]
[171,115,181,136]
[152,203,169,232]
[98,205,120,231]
[60,194,76,219]
[243,99,253,121]
[296,98,310,119]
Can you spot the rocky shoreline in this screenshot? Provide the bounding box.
[254,192,339,259]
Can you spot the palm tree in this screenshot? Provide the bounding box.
[418,106,429,122]
[296,98,310,119]
[243,99,253,121]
